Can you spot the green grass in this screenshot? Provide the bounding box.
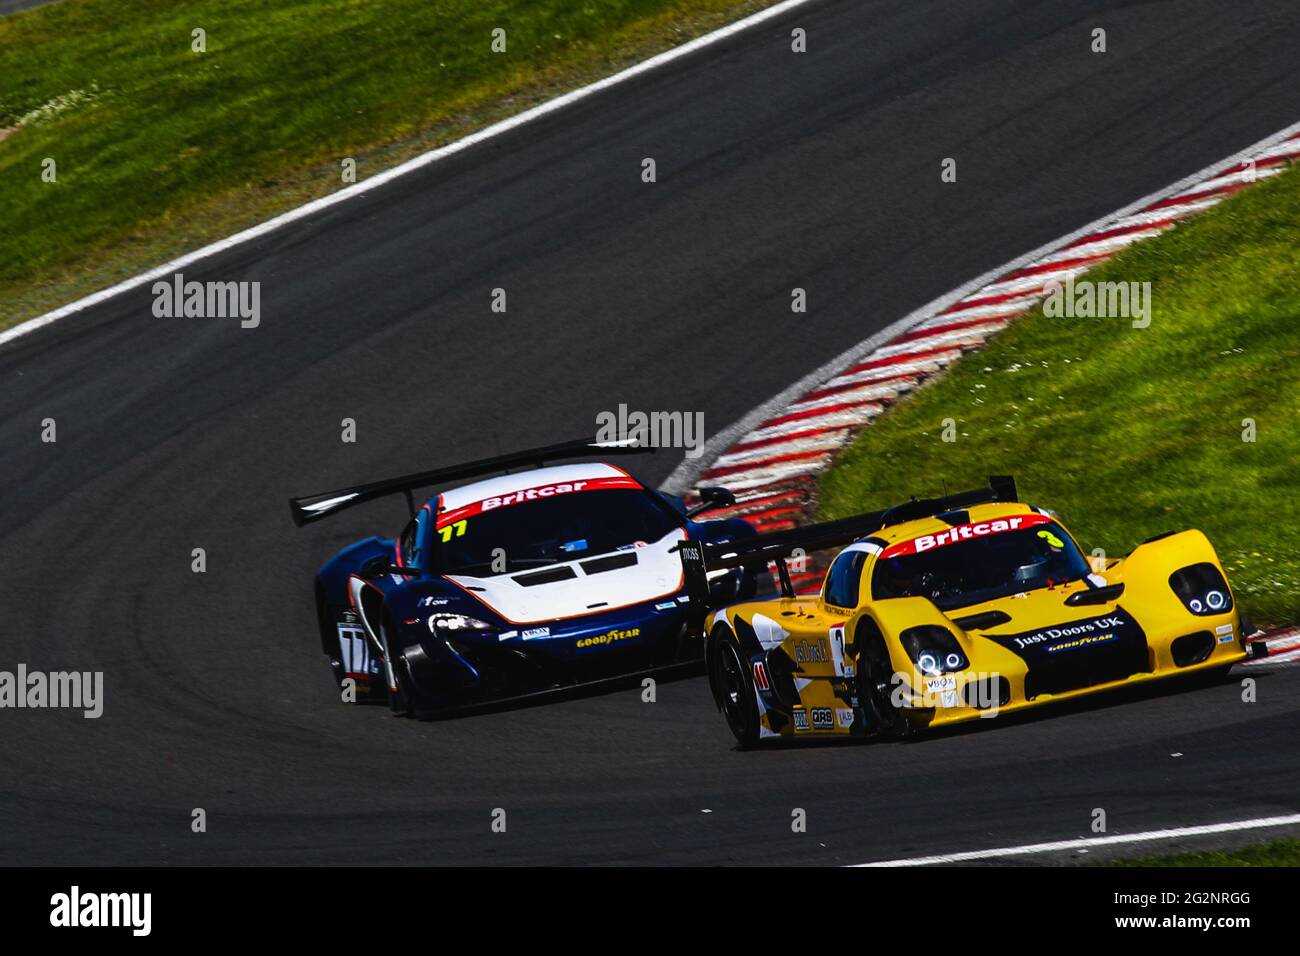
[819,164,1300,628]
[0,0,771,326]
[1109,839,1300,866]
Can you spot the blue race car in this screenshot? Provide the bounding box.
[290,437,756,717]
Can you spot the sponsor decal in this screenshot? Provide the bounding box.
[498,630,518,641]
[836,707,855,728]
[1008,614,1127,652]
[521,627,550,640]
[752,661,771,692]
[924,675,957,694]
[791,707,810,732]
[675,542,703,562]
[882,513,1051,558]
[810,706,834,729]
[436,475,639,528]
[576,627,640,649]
[793,638,829,664]
[419,596,450,607]
[655,601,678,611]
[922,675,960,707]
[987,610,1147,698]
[1045,632,1118,654]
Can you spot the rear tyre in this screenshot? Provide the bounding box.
[711,630,760,748]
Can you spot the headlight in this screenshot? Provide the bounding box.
[900,625,968,675]
[1168,563,1233,616]
[427,613,493,634]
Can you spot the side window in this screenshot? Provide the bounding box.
[398,517,420,567]
[824,549,867,609]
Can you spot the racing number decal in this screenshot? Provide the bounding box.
[829,625,848,677]
[338,623,371,678]
[438,519,468,543]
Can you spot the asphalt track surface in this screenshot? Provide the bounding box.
[2,0,1299,865]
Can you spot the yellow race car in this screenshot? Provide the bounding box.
[675,477,1252,747]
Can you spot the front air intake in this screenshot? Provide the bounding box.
[1171,631,1215,667]
[513,566,578,586]
[580,553,638,574]
[962,676,1010,709]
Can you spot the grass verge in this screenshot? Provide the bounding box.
[0,0,774,328]
[1108,838,1300,866]
[819,164,1300,628]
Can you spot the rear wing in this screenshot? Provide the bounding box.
[675,475,1017,616]
[289,436,650,526]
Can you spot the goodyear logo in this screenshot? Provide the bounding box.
[577,627,640,649]
[1045,632,1118,654]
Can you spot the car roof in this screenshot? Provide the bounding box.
[871,501,1043,547]
[433,462,641,513]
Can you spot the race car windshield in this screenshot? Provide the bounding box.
[870,519,1090,610]
[434,489,681,575]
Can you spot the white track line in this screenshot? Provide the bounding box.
[0,0,819,350]
[854,813,1300,866]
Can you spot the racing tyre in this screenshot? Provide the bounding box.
[379,620,412,717]
[858,634,909,739]
[712,630,760,748]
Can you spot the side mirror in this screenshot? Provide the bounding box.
[360,555,421,579]
[686,486,737,519]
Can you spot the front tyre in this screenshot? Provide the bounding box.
[711,629,759,748]
[379,619,411,717]
[859,635,909,738]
